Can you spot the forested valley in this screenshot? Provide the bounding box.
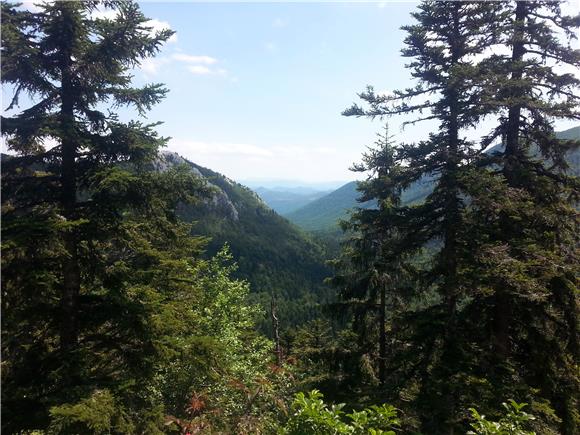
[1,1,579,434]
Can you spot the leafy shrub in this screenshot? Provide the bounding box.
[468,400,536,435]
[282,390,399,434]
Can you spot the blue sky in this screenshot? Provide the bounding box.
[6,1,580,186]
[130,2,421,184]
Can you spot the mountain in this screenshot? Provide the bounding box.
[157,152,333,329]
[254,186,330,214]
[287,126,580,232]
[2,149,333,330]
[285,181,368,232]
[241,178,349,191]
[285,176,434,232]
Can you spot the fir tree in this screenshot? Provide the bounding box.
[343,2,502,431]
[1,1,207,431]
[341,0,579,432]
[329,124,405,389]
[470,2,580,431]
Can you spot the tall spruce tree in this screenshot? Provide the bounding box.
[469,1,580,432]
[329,124,405,390]
[341,0,579,433]
[1,1,208,432]
[342,1,506,432]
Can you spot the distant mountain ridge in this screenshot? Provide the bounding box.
[286,126,580,232]
[285,181,367,232]
[254,186,330,214]
[241,178,349,191]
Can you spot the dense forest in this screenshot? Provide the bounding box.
[1,1,579,434]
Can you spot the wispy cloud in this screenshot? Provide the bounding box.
[91,8,118,21]
[172,54,217,64]
[18,4,178,44]
[170,140,274,158]
[187,65,212,75]
[141,52,227,77]
[18,1,47,13]
[140,57,170,76]
[170,139,335,160]
[146,18,178,43]
[167,139,354,182]
[177,55,227,76]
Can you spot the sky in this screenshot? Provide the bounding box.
[133,1,419,185]
[5,1,580,186]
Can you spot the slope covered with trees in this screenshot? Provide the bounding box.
[156,152,333,330]
[286,181,370,231]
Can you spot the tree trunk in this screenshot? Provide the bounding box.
[59,4,81,356]
[441,7,462,434]
[443,1,462,325]
[271,295,282,365]
[493,0,527,361]
[378,285,386,386]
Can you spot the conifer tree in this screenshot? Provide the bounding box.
[343,2,502,431]
[469,2,580,431]
[330,124,405,389]
[341,1,579,432]
[1,1,207,431]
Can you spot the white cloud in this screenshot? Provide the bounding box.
[561,0,580,18]
[169,140,274,158]
[187,65,212,75]
[18,4,177,45]
[140,53,227,77]
[169,139,337,160]
[140,57,169,76]
[91,8,118,20]
[172,53,217,64]
[18,1,48,13]
[146,18,178,43]
[90,9,177,44]
[167,139,358,182]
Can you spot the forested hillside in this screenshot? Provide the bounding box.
[286,181,369,231]
[156,152,333,328]
[1,1,579,434]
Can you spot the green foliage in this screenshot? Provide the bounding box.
[158,247,273,414]
[282,390,399,435]
[48,390,134,435]
[468,401,536,435]
[337,1,580,433]
[288,319,362,403]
